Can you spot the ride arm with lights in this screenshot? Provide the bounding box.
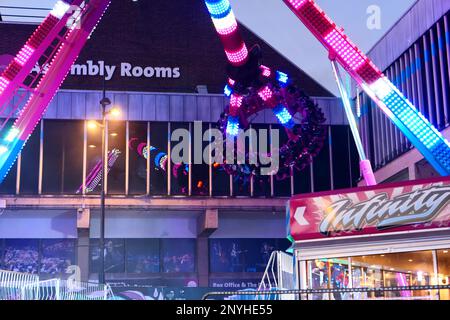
[0,0,111,183]
[283,0,450,176]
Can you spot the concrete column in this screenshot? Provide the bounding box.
[197,209,218,287]
[77,208,90,282]
[196,237,209,287]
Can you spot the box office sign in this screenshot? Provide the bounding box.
[289,177,450,241]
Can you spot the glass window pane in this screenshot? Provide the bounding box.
[252,124,271,197]
[89,239,125,274]
[86,121,102,195]
[312,125,331,192]
[0,119,17,194]
[150,122,168,196]
[128,122,148,195]
[191,122,210,196]
[272,124,291,197]
[352,251,435,300]
[40,239,76,278]
[126,239,160,273]
[306,258,350,300]
[43,120,84,194]
[3,239,39,274]
[211,123,230,197]
[438,249,450,300]
[209,239,290,273]
[107,121,126,194]
[331,126,351,190]
[20,122,40,194]
[161,239,195,273]
[170,122,189,195]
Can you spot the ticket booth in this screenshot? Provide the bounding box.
[288,177,450,300]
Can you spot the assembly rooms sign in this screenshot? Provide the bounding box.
[32,60,181,81]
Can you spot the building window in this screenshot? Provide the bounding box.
[170,122,189,196]
[191,122,210,196]
[128,121,148,195]
[40,239,76,278]
[312,125,331,192]
[437,249,450,300]
[107,121,126,194]
[126,239,160,273]
[272,124,291,197]
[331,126,351,190]
[161,239,195,273]
[150,122,168,196]
[211,123,230,197]
[0,120,17,195]
[209,238,289,273]
[20,122,40,194]
[89,238,125,274]
[42,120,84,194]
[2,239,39,274]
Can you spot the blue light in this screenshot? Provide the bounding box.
[224,84,233,97]
[226,116,239,136]
[381,89,450,173]
[276,71,289,85]
[205,0,232,19]
[273,104,295,129]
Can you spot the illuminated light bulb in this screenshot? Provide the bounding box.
[0,145,8,155]
[210,10,237,32]
[4,127,20,142]
[0,76,10,94]
[14,45,35,66]
[110,132,118,137]
[225,43,248,65]
[288,0,308,9]
[226,116,239,136]
[258,86,273,102]
[369,78,393,100]
[224,84,233,97]
[324,29,365,71]
[273,104,295,129]
[276,71,289,85]
[229,94,243,109]
[228,78,235,86]
[87,121,98,130]
[205,0,232,17]
[88,145,97,149]
[260,65,272,77]
[109,108,121,117]
[50,1,71,19]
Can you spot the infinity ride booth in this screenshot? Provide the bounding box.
[288,176,450,300]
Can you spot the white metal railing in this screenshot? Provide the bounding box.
[258,251,296,300]
[21,279,114,300]
[0,270,39,300]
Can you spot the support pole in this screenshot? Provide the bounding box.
[330,59,377,186]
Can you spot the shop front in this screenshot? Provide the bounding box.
[288,177,450,300]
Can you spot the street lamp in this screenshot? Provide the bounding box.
[88,96,120,285]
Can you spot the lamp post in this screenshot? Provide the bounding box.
[99,95,111,285]
[88,90,120,284]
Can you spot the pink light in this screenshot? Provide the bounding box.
[14,45,35,67]
[225,43,248,66]
[260,65,272,77]
[216,21,238,36]
[0,76,10,94]
[258,86,273,102]
[228,78,236,86]
[324,29,365,71]
[288,0,308,9]
[230,94,243,108]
